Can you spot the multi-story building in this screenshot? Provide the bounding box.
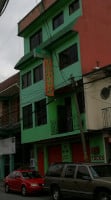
[15,0,111,175]
[0,73,29,179]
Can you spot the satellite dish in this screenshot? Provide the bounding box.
[0,0,9,16]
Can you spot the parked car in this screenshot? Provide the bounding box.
[44,162,111,200]
[4,169,44,196]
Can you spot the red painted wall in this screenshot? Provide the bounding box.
[48,145,62,165]
[74,0,111,74]
[72,143,90,162]
[38,148,44,176]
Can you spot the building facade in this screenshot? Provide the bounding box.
[0,73,19,178]
[15,0,111,175]
[0,73,30,179]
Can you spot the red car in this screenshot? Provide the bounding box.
[4,169,44,196]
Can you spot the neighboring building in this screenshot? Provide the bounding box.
[74,1,111,163]
[0,73,29,179]
[84,66,111,163]
[15,0,111,175]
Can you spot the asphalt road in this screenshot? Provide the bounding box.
[0,183,87,200]
[0,191,50,200]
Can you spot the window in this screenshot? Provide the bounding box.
[30,29,42,51]
[35,99,47,126]
[22,104,33,129]
[76,166,90,179]
[22,71,31,89]
[53,12,64,30]
[69,0,80,15]
[46,163,64,177]
[57,97,73,133]
[33,64,43,83]
[59,44,78,69]
[64,165,76,178]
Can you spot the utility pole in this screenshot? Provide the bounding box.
[70,76,88,162]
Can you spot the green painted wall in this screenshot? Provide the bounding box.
[19,0,84,144]
[23,0,82,55]
[90,135,105,163]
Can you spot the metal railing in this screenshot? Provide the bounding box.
[50,115,85,135]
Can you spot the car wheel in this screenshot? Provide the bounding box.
[97,191,110,200]
[51,186,61,200]
[21,186,27,196]
[5,184,10,193]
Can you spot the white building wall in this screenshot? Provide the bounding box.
[84,74,111,130]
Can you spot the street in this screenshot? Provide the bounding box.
[0,191,50,200]
[0,190,86,200]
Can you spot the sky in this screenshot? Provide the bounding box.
[0,0,41,82]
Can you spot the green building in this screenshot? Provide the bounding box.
[15,0,111,175]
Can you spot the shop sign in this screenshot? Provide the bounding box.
[0,137,16,155]
[44,58,54,96]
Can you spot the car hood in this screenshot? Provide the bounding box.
[24,178,44,184]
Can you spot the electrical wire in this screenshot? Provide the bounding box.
[0,0,9,16]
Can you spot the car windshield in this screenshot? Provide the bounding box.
[90,165,111,178]
[22,171,42,179]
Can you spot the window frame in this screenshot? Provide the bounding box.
[22,104,33,129]
[35,99,47,126]
[59,44,78,70]
[22,71,31,89]
[30,28,42,51]
[33,64,43,83]
[76,166,90,179]
[52,11,64,30]
[69,0,80,15]
[64,165,76,178]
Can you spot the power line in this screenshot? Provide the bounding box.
[0,0,9,16]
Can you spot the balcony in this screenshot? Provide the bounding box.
[102,107,111,128]
[50,114,85,135]
[50,118,73,135]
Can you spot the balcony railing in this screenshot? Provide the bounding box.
[50,114,85,135]
[102,107,111,128]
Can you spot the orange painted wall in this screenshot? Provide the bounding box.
[74,0,111,74]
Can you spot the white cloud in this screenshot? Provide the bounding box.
[0,0,41,82]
